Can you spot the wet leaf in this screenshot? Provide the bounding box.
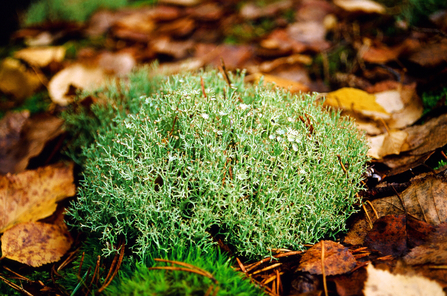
[404,223,447,265]
[0,112,64,174]
[1,218,73,267]
[364,264,444,296]
[48,63,105,106]
[333,268,367,296]
[364,215,407,257]
[0,162,75,233]
[298,241,356,275]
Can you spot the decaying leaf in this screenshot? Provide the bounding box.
[0,162,75,233]
[404,223,447,265]
[364,264,444,296]
[0,58,42,101]
[14,46,65,68]
[0,112,64,174]
[298,241,356,275]
[371,174,447,225]
[364,215,407,257]
[48,63,105,106]
[334,0,386,14]
[1,218,73,267]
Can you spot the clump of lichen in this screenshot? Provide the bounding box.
[65,67,368,260]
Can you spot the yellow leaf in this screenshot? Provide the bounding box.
[0,162,75,233]
[324,87,390,119]
[1,219,73,267]
[14,46,65,68]
[0,58,42,100]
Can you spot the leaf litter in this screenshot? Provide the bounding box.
[2,0,447,295]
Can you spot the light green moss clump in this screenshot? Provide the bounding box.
[66,68,368,260]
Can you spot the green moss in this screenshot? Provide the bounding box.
[107,244,263,296]
[421,87,447,115]
[24,0,130,25]
[64,67,368,261]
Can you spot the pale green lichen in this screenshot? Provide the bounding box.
[65,67,369,260]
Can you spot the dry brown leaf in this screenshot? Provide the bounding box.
[159,0,202,6]
[0,58,42,101]
[298,241,356,275]
[371,175,447,225]
[1,219,73,267]
[408,39,447,68]
[0,162,75,233]
[98,51,136,76]
[334,0,386,13]
[364,264,444,296]
[48,63,105,106]
[287,21,330,51]
[367,130,408,159]
[403,113,447,156]
[14,46,65,68]
[0,112,64,174]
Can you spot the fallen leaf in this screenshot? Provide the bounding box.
[364,264,444,296]
[298,241,356,275]
[364,215,407,257]
[325,87,390,119]
[287,21,330,51]
[408,38,447,68]
[1,219,73,267]
[159,0,202,6]
[48,63,105,106]
[403,113,447,156]
[0,162,75,233]
[367,130,408,159]
[368,174,447,225]
[404,223,447,265]
[246,73,310,93]
[0,112,64,174]
[0,58,42,101]
[98,51,136,76]
[334,0,386,14]
[333,267,367,296]
[14,46,65,68]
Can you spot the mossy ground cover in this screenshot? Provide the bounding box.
[64,66,368,265]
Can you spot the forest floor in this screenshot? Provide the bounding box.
[1,0,447,295]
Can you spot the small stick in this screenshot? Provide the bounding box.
[219,58,232,87]
[236,257,248,274]
[201,76,207,99]
[337,155,348,174]
[149,266,218,284]
[98,242,125,293]
[252,263,282,275]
